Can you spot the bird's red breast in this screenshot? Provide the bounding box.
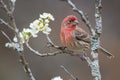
[60,27,76,45]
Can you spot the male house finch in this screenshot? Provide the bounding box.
[60,15,114,58]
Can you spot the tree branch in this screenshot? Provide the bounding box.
[0,18,15,31]
[95,0,102,34]
[1,30,12,42]
[19,53,36,80]
[0,0,10,14]
[91,0,103,79]
[26,40,63,57]
[8,0,16,13]
[0,0,18,31]
[61,65,78,80]
[61,0,102,80]
[0,1,36,80]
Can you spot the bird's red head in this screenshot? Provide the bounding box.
[61,15,79,29]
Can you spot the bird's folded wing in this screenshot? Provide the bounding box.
[73,28,91,43]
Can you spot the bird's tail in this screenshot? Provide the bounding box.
[99,46,114,59]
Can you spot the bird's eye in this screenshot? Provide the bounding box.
[68,20,73,23]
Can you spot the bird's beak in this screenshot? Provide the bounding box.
[73,20,79,25]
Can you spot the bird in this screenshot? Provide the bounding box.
[60,15,114,58]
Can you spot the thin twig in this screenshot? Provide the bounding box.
[60,65,78,80]
[0,1,36,80]
[46,34,60,48]
[19,53,36,80]
[26,40,63,57]
[0,18,15,31]
[1,30,12,42]
[0,0,10,13]
[9,0,16,13]
[0,0,18,31]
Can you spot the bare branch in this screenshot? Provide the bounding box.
[0,1,36,80]
[46,34,59,49]
[9,0,16,13]
[1,30,12,42]
[95,0,102,34]
[0,0,10,13]
[25,40,78,57]
[84,56,101,80]
[19,54,36,80]
[61,65,78,80]
[0,0,17,31]
[0,18,15,31]
[91,0,103,79]
[26,40,63,57]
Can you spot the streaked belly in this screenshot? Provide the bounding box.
[66,40,90,52]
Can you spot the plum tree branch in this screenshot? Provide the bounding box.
[1,30,12,42]
[19,53,36,80]
[0,0,36,80]
[25,40,63,57]
[0,18,15,31]
[61,65,78,80]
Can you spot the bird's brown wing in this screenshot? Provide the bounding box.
[73,27,91,43]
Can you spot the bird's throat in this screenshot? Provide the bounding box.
[64,27,76,33]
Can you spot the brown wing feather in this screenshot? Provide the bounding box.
[73,27,91,43]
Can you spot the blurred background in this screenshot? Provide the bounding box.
[0,0,120,80]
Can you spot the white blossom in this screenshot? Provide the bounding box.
[39,23,44,31]
[29,19,40,30]
[13,36,18,42]
[51,76,63,80]
[5,42,13,48]
[42,26,51,35]
[19,29,31,43]
[30,29,39,37]
[29,13,54,35]
[19,28,39,43]
[5,42,23,52]
[40,13,54,21]
[45,23,49,27]
[19,32,25,43]
[40,13,48,18]
[47,13,54,21]
[45,19,50,23]
[23,28,31,33]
